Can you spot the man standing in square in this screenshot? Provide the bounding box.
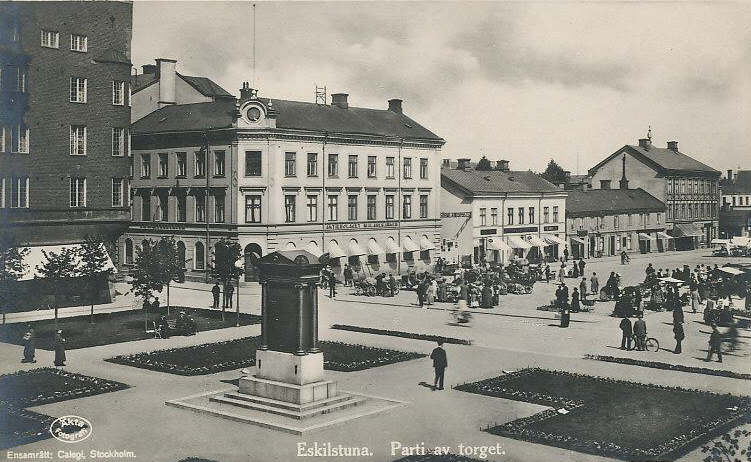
[430,341,447,390]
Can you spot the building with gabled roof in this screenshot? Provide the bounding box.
[720,169,751,237]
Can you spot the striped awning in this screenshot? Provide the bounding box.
[327,241,346,259]
[402,237,420,252]
[305,242,322,257]
[419,236,435,251]
[570,237,586,245]
[385,239,401,254]
[528,236,548,247]
[348,241,366,257]
[367,240,385,255]
[672,223,703,237]
[508,236,531,249]
[487,238,512,252]
[544,235,567,246]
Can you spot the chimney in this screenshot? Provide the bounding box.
[388,98,403,114]
[457,158,471,170]
[142,64,157,75]
[727,169,733,181]
[638,138,651,150]
[442,159,450,168]
[156,58,177,108]
[667,140,678,152]
[620,154,629,190]
[331,93,349,109]
[498,159,510,172]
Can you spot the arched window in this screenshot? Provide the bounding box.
[124,238,133,265]
[177,241,186,269]
[195,241,205,270]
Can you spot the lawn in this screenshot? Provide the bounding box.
[106,336,425,375]
[0,306,261,350]
[455,368,751,461]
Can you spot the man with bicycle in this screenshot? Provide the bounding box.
[633,314,647,351]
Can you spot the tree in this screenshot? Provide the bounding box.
[78,235,114,324]
[129,239,165,331]
[0,234,29,324]
[36,246,80,326]
[155,236,186,316]
[475,156,493,171]
[209,240,244,322]
[701,429,751,462]
[541,159,568,186]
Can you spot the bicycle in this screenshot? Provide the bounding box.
[628,334,659,352]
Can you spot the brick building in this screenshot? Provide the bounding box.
[0,1,132,266]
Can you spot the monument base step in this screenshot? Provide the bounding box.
[209,392,365,419]
[238,375,337,405]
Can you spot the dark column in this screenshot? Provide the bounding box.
[260,281,268,350]
[295,283,306,356]
[309,282,320,353]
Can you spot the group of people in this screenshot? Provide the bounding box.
[20,326,66,367]
[157,311,197,338]
[211,282,235,310]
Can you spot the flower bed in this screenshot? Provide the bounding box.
[0,405,56,450]
[106,336,425,375]
[330,324,472,345]
[0,368,129,408]
[455,368,751,461]
[584,355,751,381]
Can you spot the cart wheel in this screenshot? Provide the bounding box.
[645,338,660,352]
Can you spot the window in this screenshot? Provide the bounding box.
[177,195,186,222]
[70,125,86,155]
[214,195,225,223]
[328,154,338,177]
[245,151,261,176]
[8,176,29,208]
[158,153,168,177]
[420,195,429,219]
[367,195,377,220]
[307,195,318,222]
[195,151,206,177]
[479,208,487,226]
[518,207,524,224]
[195,194,206,222]
[70,33,87,52]
[245,195,261,223]
[70,77,87,103]
[41,29,59,48]
[112,178,123,207]
[112,81,125,105]
[194,242,205,270]
[553,206,559,223]
[214,151,225,177]
[176,152,187,177]
[69,177,86,207]
[124,239,133,265]
[420,158,428,179]
[158,194,168,221]
[600,179,611,189]
[386,157,395,178]
[141,154,151,178]
[403,195,412,219]
[348,195,357,220]
[347,155,358,178]
[645,212,651,224]
[111,127,124,156]
[628,213,633,226]
[667,205,673,221]
[6,125,29,153]
[385,195,395,219]
[2,65,26,92]
[543,206,549,223]
[403,157,412,179]
[284,152,296,177]
[284,195,296,223]
[307,153,318,177]
[507,208,514,225]
[614,215,619,229]
[141,194,151,221]
[529,207,535,224]
[328,195,338,221]
[656,212,662,224]
[367,156,376,178]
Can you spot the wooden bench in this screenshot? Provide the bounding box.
[148,319,178,338]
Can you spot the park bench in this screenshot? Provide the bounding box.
[148,319,178,338]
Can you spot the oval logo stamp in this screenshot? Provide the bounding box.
[50,415,92,443]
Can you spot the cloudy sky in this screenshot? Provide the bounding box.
[132,1,750,174]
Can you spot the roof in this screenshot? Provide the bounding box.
[590,143,720,176]
[178,74,234,98]
[131,73,157,93]
[441,169,562,196]
[565,188,666,216]
[723,171,751,194]
[131,100,236,134]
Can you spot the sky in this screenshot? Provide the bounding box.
[131,1,751,174]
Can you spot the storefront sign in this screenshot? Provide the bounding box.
[543,225,559,231]
[324,221,399,231]
[440,212,471,218]
[480,229,498,235]
[504,226,538,234]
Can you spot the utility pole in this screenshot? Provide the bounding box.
[203,131,211,283]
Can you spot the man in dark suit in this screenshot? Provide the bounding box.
[619,316,632,350]
[430,341,447,390]
[328,270,336,298]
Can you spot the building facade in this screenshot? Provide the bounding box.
[0,1,132,256]
[125,85,445,280]
[720,169,751,238]
[441,161,568,266]
[589,137,721,249]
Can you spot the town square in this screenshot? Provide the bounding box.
[1,2,750,462]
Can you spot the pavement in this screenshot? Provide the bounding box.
[1,249,750,462]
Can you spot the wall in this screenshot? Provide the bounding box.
[590,149,664,201]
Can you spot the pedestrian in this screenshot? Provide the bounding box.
[619,316,632,350]
[673,322,684,354]
[571,288,580,313]
[545,264,551,283]
[226,283,235,309]
[428,278,438,305]
[560,305,570,328]
[211,283,221,309]
[329,270,337,298]
[572,263,579,279]
[417,278,426,307]
[343,264,353,287]
[388,273,397,297]
[578,258,586,277]
[558,265,565,284]
[21,325,36,363]
[429,341,447,390]
[690,283,700,314]
[579,277,588,301]
[563,247,569,262]
[591,272,599,296]
[53,330,66,367]
[633,315,647,351]
[457,279,468,311]
[222,282,230,308]
[672,292,684,325]
[705,324,723,363]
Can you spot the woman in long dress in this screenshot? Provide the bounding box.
[54,330,66,367]
[22,326,36,363]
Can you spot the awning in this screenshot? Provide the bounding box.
[487,238,512,252]
[385,239,400,254]
[570,237,586,245]
[402,237,420,252]
[367,240,385,255]
[305,242,322,257]
[711,238,731,245]
[348,241,366,257]
[327,241,346,259]
[419,236,435,251]
[508,236,531,249]
[657,232,672,240]
[731,236,751,247]
[544,235,567,246]
[672,223,703,237]
[19,243,116,281]
[719,266,745,276]
[638,233,653,241]
[528,236,548,247]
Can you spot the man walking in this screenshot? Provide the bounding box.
[706,324,723,362]
[430,341,447,390]
[211,283,221,309]
[673,322,684,354]
[580,277,588,302]
[343,264,353,287]
[619,316,632,350]
[328,270,337,298]
[633,315,647,351]
[591,272,599,296]
[578,258,586,278]
[545,264,551,283]
[563,247,569,262]
[226,283,235,309]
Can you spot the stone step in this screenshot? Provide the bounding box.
[223,391,351,412]
[209,394,365,420]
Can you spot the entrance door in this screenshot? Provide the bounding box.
[244,243,262,282]
[609,236,616,256]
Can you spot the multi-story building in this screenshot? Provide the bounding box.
[720,169,751,237]
[589,137,721,250]
[0,2,132,271]
[125,83,445,280]
[440,159,568,265]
